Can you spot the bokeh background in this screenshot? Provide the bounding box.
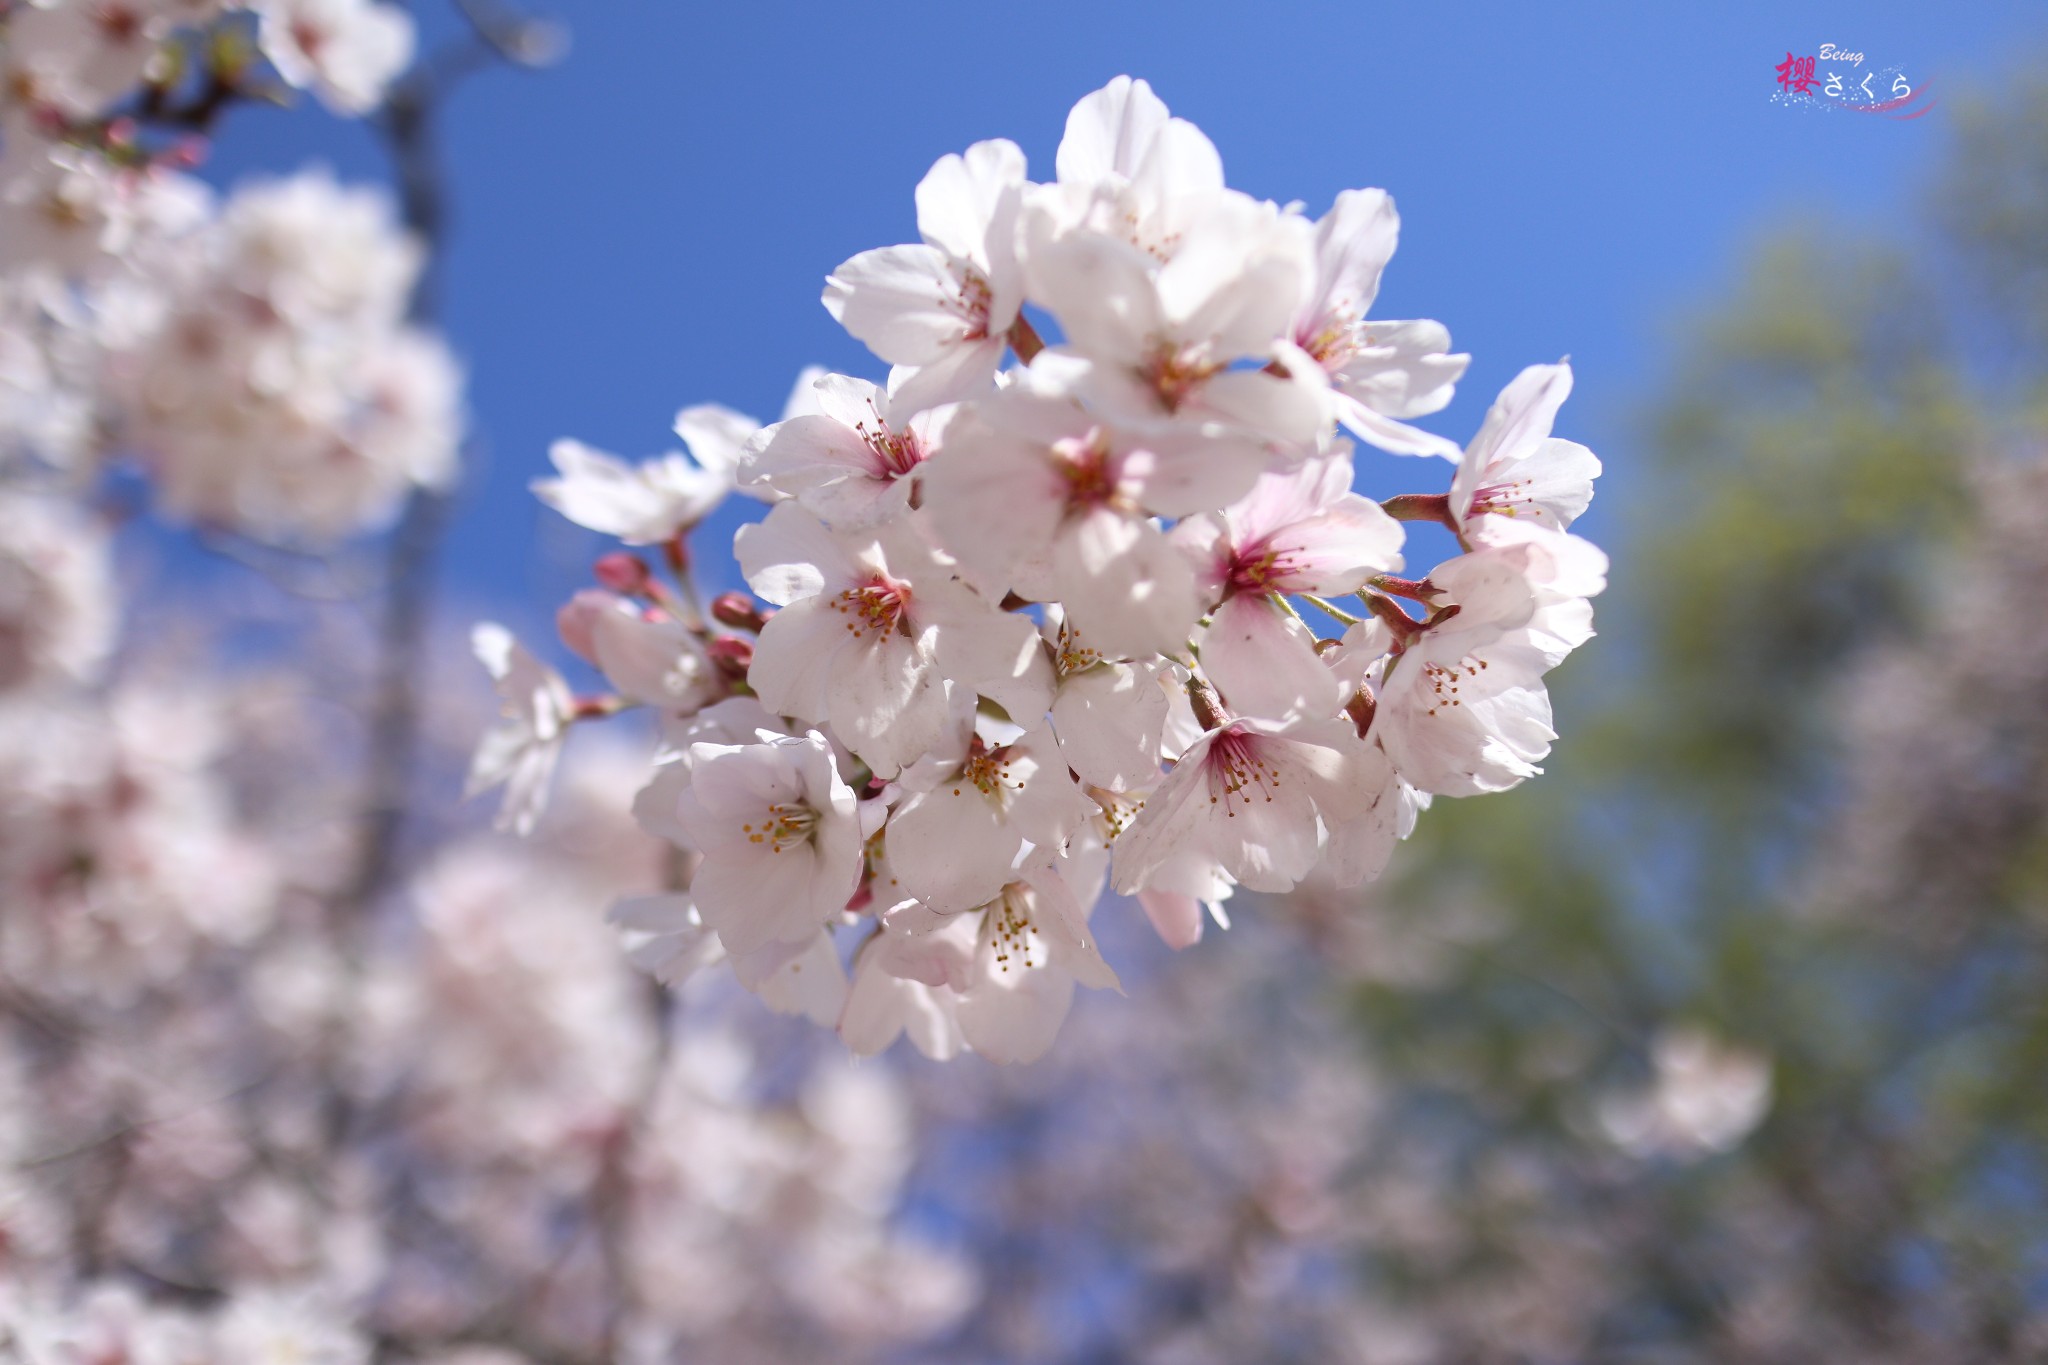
[14,1,2048,1361]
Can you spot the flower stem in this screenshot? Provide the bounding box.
[662,532,708,633]
[1006,315,1046,365]
[1300,593,1364,627]
[1361,591,1425,643]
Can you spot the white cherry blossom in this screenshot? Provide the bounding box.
[488,71,1612,1063]
[1367,528,1602,798]
[465,623,574,837]
[0,489,115,695]
[737,372,944,530]
[1293,189,1469,458]
[856,850,1117,1064]
[1596,1027,1774,1162]
[671,731,864,958]
[885,721,1092,915]
[922,386,1217,657]
[1111,707,1379,896]
[1043,609,1169,792]
[736,503,1051,775]
[824,138,1027,415]
[535,402,759,544]
[840,924,967,1061]
[0,0,176,121]
[109,170,462,542]
[563,590,723,719]
[1449,361,1603,540]
[950,852,1119,1063]
[1023,188,1328,463]
[1031,74,1226,268]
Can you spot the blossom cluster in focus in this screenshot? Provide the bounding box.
[478,76,1608,1063]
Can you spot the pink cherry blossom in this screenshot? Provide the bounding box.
[1111,708,1379,896]
[1175,447,1405,722]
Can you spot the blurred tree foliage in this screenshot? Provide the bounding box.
[1343,66,2048,1361]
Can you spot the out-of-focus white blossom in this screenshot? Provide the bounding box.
[1595,1027,1773,1161]
[255,0,415,116]
[0,678,278,997]
[0,488,115,693]
[465,622,573,837]
[110,170,462,541]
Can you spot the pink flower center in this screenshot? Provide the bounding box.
[1470,474,1533,519]
[851,403,925,481]
[953,736,1019,798]
[741,801,818,852]
[291,18,329,59]
[1203,728,1284,817]
[1223,539,1296,596]
[1140,343,1222,412]
[829,577,910,640]
[944,266,994,341]
[1052,431,1117,511]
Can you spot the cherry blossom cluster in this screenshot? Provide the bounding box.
[480,76,1608,1064]
[1,0,414,130]
[0,0,460,542]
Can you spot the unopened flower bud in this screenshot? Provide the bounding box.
[706,634,754,681]
[1185,676,1229,731]
[165,136,209,170]
[1344,688,1377,740]
[593,552,650,594]
[710,592,767,633]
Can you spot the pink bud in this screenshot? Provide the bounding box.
[709,591,766,633]
[593,552,650,594]
[556,589,619,664]
[706,634,753,681]
[165,136,209,170]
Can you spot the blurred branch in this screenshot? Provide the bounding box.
[194,528,366,602]
[341,1,558,913]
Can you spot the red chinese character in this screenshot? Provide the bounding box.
[1775,53,1819,95]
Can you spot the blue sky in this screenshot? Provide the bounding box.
[200,0,2045,643]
